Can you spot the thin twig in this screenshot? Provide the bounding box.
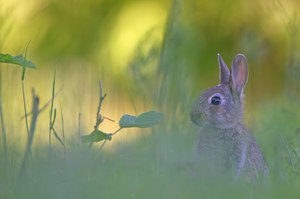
[94,81,106,130]
[18,88,39,182]
[21,85,63,120]
[98,128,123,152]
[89,81,107,149]
[103,116,115,122]
[97,81,103,118]
[112,127,123,136]
[29,89,39,143]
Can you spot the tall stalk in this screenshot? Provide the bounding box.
[0,67,7,164]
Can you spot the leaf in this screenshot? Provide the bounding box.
[0,53,36,68]
[81,129,112,143]
[119,111,164,128]
[52,128,64,146]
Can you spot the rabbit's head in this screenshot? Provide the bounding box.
[190,54,248,129]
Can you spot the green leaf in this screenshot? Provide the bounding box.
[0,53,36,68]
[119,111,164,128]
[81,129,112,143]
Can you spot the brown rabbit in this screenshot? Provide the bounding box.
[190,54,268,179]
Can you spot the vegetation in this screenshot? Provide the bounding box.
[0,0,300,198]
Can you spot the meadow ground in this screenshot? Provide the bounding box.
[1,0,300,198]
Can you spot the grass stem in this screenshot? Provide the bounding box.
[48,70,56,152]
[18,88,39,182]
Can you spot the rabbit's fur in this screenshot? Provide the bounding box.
[190,54,268,179]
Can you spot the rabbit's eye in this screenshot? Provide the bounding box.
[210,95,221,105]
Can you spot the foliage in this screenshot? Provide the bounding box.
[82,110,164,143]
[1,0,300,198]
[81,129,112,143]
[0,53,36,68]
[119,111,164,128]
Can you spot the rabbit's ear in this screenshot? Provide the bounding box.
[231,54,248,96]
[218,53,230,84]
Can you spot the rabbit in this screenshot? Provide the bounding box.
[190,53,269,179]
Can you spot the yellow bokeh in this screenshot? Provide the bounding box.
[106,1,166,69]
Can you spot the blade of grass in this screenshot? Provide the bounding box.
[0,68,10,180]
[60,101,66,162]
[21,81,29,138]
[52,108,57,127]
[48,70,56,152]
[47,71,64,147]
[21,46,30,138]
[78,113,81,139]
[51,128,64,146]
[0,67,8,170]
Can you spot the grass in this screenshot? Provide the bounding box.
[1,116,299,199]
[0,64,299,199]
[1,0,300,198]
[0,56,299,199]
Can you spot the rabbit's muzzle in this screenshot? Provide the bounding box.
[190,111,207,127]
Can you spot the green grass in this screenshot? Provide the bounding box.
[0,116,299,199]
[1,1,300,198]
[0,58,299,198]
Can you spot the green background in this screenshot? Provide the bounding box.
[1,0,300,198]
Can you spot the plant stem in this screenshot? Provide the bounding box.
[112,127,123,136]
[99,140,107,151]
[18,89,39,182]
[78,113,81,139]
[0,68,7,164]
[22,81,30,138]
[94,81,106,130]
[98,128,123,152]
[60,101,66,160]
[49,70,56,152]
[20,86,63,120]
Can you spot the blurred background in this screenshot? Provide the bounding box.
[1,0,300,156]
[0,0,300,154]
[1,0,300,197]
[1,0,299,144]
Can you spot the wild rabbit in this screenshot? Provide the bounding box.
[190,54,268,179]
